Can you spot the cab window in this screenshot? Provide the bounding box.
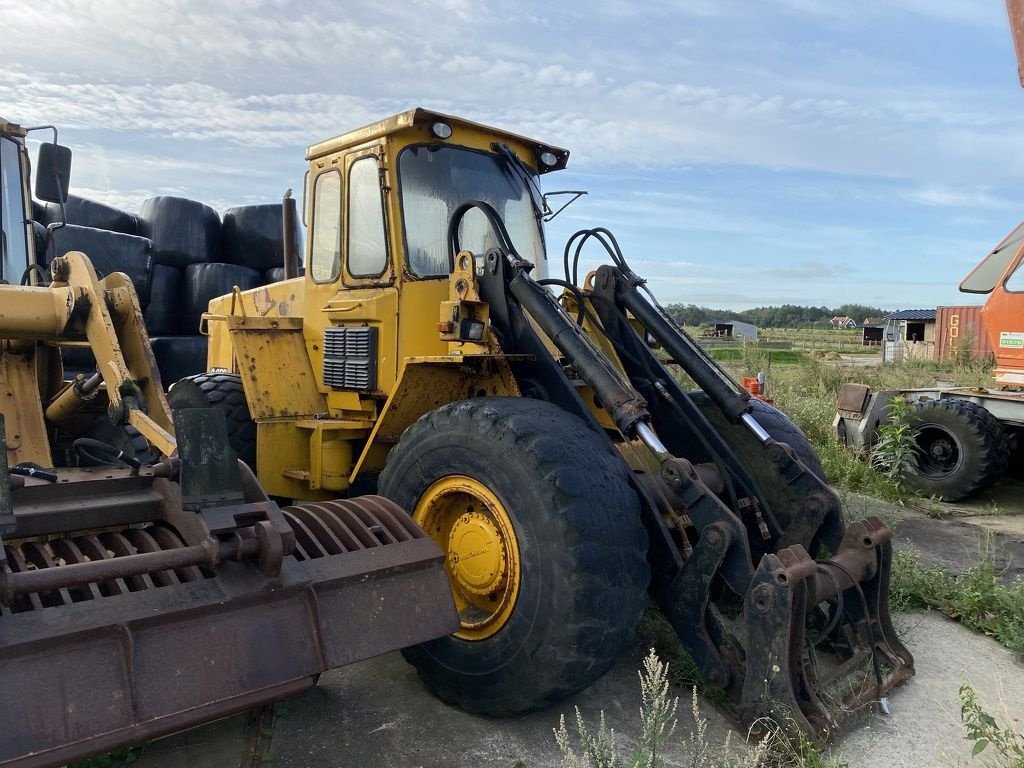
[1,136,29,284]
[1005,252,1024,292]
[310,170,342,283]
[347,157,388,277]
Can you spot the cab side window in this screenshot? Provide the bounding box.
[310,170,342,283]
[1005,252,1024,292]
[347,156,388,277]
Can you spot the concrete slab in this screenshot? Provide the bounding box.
[267,643,738,768]
[836,611,1024,768]
[133,612,1024,768]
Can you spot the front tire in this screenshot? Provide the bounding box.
[905,399,1008,501]
[378,397,649,716]
[167,373,257,468]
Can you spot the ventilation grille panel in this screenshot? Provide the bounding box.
[323,325,378,390]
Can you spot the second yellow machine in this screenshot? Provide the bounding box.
[170,109,913,741]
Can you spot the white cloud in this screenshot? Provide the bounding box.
[3,0,1021,310]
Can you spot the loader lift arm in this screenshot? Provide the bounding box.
[458,202,912,741]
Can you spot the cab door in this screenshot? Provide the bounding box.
[305,145,399,415]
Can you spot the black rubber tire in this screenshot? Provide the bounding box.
[904,399,1009,501]
[688,391,826,481]
[747,399,826,481]
[378,397,649,716]
[167,373,257,469]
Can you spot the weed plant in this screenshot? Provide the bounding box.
[959,680,1024,767]
[554,649,768,768]
[869,397,918,485]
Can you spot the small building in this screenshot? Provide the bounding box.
[831,316,856,329]
[881,309,937,362]
[862,324,884,347]
[710,319,758,340]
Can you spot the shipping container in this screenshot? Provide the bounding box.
[935,305,993,362]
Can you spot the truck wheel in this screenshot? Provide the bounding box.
[378,397,649,716]
[167,373,257,469]
[905,399,1008,501]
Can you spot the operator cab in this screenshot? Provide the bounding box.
[304,108,569,289]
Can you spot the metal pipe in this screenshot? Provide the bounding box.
[0,284,84,339]
[282,191,299,279]
[0,539,221,605]
[508,270,649,435]
[741,412,772,444]
[609,269,751,424]
[634,421,671,463]
[44,373,102,423]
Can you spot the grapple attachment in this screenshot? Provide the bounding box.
[738,518,912,737]
[464,220,913,744]
[0,409,457,768]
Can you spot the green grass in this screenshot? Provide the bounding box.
[890,547,1024,660]
[707,348,808,365]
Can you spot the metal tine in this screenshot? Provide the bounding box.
[50,538,103,602]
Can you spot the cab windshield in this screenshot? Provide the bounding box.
[1,135,29,284]
[398,145,547,278]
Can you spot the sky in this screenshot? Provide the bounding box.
[3,0,1022,312]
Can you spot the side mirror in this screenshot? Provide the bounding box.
[35,142,72,204]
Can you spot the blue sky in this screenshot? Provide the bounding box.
[3,0,1021,311]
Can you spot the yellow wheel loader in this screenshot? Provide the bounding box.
[0,118,457,768]
[170,108,913,743]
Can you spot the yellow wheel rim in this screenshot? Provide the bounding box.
[412,475,521,640]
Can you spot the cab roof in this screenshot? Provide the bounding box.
[305,108,570,172]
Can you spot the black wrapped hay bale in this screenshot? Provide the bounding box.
[182,262,261,335]
[144,264,184,336]
[263,266,304,284]
[46,224,154,304]
[42,194,142,235]
[221,203,302,274]
[149,335,209,385]
[59,346,96,377]
[140,196,221,270]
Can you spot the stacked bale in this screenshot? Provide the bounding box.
[34,192,302,387]
[42,194,143,235]
[45,225,153,303]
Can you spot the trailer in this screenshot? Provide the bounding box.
[835,383,1022,500]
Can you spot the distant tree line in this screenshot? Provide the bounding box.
[664,303,886,329]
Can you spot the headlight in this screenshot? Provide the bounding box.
[430,121,453,139]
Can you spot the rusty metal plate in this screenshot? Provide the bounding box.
[836,383,870,415]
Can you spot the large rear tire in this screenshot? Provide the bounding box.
[688,390,825,481]
[167,373,257,469]
[905,399,1008,501]
[378,397,649,716]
